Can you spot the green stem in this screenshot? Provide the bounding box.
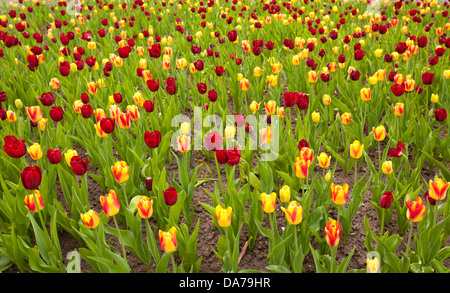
[294,225,299,252]
[214,153,225,200]
[406,222,413,257]
[330,245,336,273]
[380,209,385,237]
[113,216,127,262]
[171,252,176,273]
[354,160,358,185]
[378,141,381,170]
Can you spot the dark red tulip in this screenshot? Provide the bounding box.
[296,93,309,110]
[380,191,393,209]
[143,100,155,113]
[21,166,42,190]
[163,187,178,206]
[146,78,159,92]
[81,104,93,118]
[349,70,360,81]
[85,56,96,67]
[113,93,123,104]
[354,49,365,60]
[207,89,218,102]
[148,44,161,58]
[435,109,447,122]
[49,106,64,122]
[234,114,246,127]
[80,93,90,104]
[421,72,435,85]
[144,130,162,148]
[227,30,237,42]
[297,139,310,151]
[215,149,228,164]
[194,60,204,71]
[417,36,428,47]
[145,177,153,191]
[388,141,405,158]
[197,83,207,94]
[3,135,26,158]
[226,147,241,166]
[100,117,115,133]
[428,55,439,66]
[283,92,297,108]
[215,66,224,76]
[45,148,62,164]
[391,84,405,96]
[70,156,88,176]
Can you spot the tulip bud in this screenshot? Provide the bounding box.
[381,161,393,175]
[145,177,153,192]
[380,191,393,209]
[27,143,43,160]
[431,94,439,104]
[311,111,320,123]
[428,178,449,201]
[163,187,178,206]
[14,99,23,109]
[349,140,364,159]
[215,205,232,228]
[159,227,177,253]
[325,170,332,182]
[279,185,291,203]
[406,197,427,222]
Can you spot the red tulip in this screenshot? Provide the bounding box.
[227,30,237,42]
[146,78,159,92]
[421,72,435,85]
[49,106,64,122]
[144,130,162,148]
[3,135,27,158]
[45,148,62,164]
[21,166,42,190]
[163,187,178,206]
[214,66,224,76]
[207,89,218,102]
[435,109,447,122]
[100,117,115,133]
[197,83,207,94]
[388,141,405,158]
[143,100,155,112]
[296,93,309,110]
[380,191,393,209]
[391,84,405,96]
[283,92,297,108]
[81,104,93,118]
[226,147,241,166]
[70,156,88,176]
[215,149,228,164]
[148,43,161,58]
[145,177,153,191]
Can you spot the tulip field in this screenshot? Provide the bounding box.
[1,0,450,275]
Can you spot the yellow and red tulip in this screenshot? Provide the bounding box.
[80,210,100,229]
[159,227,177,253]
[294,157,311,179]
[373,125,386,141]
[27,143,43,160]
[393,102,405,116]
[279,185,291,203]
[100,190,120,217]
[406,197,427,222]
[317,152,331,169]
[111,161,129,183]
[280,201,303,225]
[330,183,349,205]
[264,100,276,115]
[135,196,153,219]
[24,190,44,213]
[307,70,318,83]
[215,205,232,228]
[340,112,352,125]
[324,219,341,247]
[428,178,449,201]
[360,87,371,101]
[25,105,43,123]
[261,192,277,214]
[349,140,364,159]
[177,135,190,153]
[381,161,393,175]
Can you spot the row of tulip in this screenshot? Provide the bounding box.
[0,0,449,273]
